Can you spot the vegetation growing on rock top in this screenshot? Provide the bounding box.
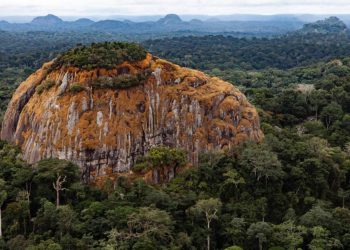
[52,42,147,70]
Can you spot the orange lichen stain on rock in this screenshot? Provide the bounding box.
[1,52,263,183]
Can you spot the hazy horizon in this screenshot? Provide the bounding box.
[1,0,350,17]
[1,13,350,24]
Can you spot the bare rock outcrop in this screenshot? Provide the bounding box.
[1,51,263,182]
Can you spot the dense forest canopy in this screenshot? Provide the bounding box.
[144,33,350,70]
[0,17,350,249]
[143,17,350,70]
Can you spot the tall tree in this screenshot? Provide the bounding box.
[190,198,222,250]
[338,188,350,208]
[308,89,328,120]
[320,102,343,130]
[53,175,67,208]
[239,145,284,187]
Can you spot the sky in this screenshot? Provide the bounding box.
[1,0,350,17]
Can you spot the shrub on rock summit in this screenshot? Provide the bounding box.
[53,42,147,70]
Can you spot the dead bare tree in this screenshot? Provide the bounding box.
[53,175,67,208]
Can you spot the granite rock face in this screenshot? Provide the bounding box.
[1,53,263,182]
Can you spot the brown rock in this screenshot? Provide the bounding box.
[1,53,263,183]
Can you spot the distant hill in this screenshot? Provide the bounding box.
[90,20,131,31]
[72,18,94,26]
[296,16,348,34]
[31,14,63,25]
[157,14,183,25]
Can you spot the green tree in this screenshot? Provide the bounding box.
[338,188,350,208]
[272,220,306,250]
[33,199,58,235]
[256,197,268,222]
[223,169,246,189]
[306,137,330,158]
[225,217,246,247]
[102,207,173,249]
[309,226,343,250]
[190,198,222,250]
[247,222,273,250]
[240,145,284,187]
[57,205,77,239]
[134,146,187,183]
[308,89,328,120]
[300,206,333,228]
[320,102,343,130]
[126,207,173,245]
[102,228,125,250]
[33,159,80,205]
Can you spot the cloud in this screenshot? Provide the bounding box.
[0,0,350,16]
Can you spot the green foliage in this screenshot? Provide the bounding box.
[272,220,306,250]
[320,102,343,129]
[53,42,147,69]
[69,83,85,93]
[224,246,243,250]
[239,144,283,184]
[92,73,146,89]
[308,226,343,250]
[33,159,80,185]
[247,222,273,250]
[6,235,30,250]
[27,239,62,250]
[299,206,333,228]
[133,146,187,173]
[0,179,7,207]
[36,79,55,94]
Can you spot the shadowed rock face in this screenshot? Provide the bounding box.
[1,53,263,182]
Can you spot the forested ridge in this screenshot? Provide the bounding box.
[0,17,350,250]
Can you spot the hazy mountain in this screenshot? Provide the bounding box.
[157,14,183,25]
[31,14,63,25]
[297,16,348,34]
[71,18,94,26]
[1,14,348,36]
[0,13,305,35]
